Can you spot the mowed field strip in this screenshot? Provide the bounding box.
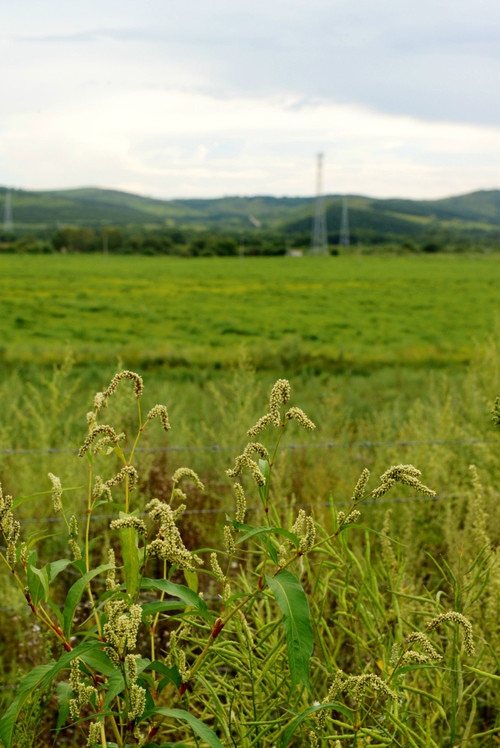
[1,253,498,372]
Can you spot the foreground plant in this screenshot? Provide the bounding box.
[0,372,483,747]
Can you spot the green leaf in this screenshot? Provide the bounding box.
[183,568,198,593]
[146,661,181,690]
[265,570,314,692]
[258,458,270,483]
[147,708,224,748]
[27,564,49,605]
[236,526,300,548]
[80,649,115,677]
[0,663,53,748]
[141,601,187,617]
[47,558,73,583]
[62,563,113,638]
[100,659,150,713]
[12,486,83,509]
[279,702,353,747]
[101,670,126,713]
[0,640,100,748]
[140,579,213,623]
[55,681,72,738]
[120,526,140,597]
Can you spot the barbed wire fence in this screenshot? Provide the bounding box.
[1,436,498,457]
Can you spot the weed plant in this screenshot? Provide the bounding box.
[1,371,499,747]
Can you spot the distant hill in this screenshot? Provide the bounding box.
[1,186,500,243]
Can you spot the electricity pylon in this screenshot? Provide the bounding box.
[3,189,13,232]
[339,196,350,247]
[310,153,328,255]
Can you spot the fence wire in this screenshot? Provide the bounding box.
[1,437,498,457]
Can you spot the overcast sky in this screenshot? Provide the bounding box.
[1,0,499,199]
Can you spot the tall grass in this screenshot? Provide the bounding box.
[0,361,499,747]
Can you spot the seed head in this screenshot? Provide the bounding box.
[425,611,475,656]
[109,515,148,535]
[78,425,124,457]
[234,483,247,524]
[48,473,63,513]
[269,379,291,425]
[105,370,144,399]
[285,406,316,431]
[146,404,170,431]
[105,465,139,491]
[172,467,204,491]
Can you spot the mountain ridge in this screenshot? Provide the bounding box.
[1,186,499,243]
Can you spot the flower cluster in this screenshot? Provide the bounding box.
[247,379,316,435]
[226,442,269,486]
[0,483,20,565]
[401,631,442,665]
[78,425,125,457]
[146,404,171,432]
[233,482,247,524]
[92,475,112,503]
[69,659,98,721]
[68,514,81,560]
[285,406,316,431]
[109,515,148,535]
[172,467,204,491]
[370,464,435,499]
[103,599,142,665]
[48,472,63,513]
[146,499,202,570]
[94,370,145,413]
[269,379,291,425]
[105,465,139,491]
[425,611,475,656]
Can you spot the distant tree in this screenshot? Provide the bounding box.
[52,226,97,253]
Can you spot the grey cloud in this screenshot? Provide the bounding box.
[6,0,500,127]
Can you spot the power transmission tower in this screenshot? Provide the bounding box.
[339,196,350,247]
[310,153,328,255]
[3,189,13,232]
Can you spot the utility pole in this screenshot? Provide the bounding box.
[339,196,350,247]
[310,153,328,255]
[3,189,13,232]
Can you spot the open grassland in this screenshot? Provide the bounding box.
[1,253,499,375]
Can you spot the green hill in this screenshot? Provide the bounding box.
[1,186,499,243]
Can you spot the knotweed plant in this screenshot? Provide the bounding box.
[0,372,487,747]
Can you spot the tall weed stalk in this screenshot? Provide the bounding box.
[0,372,497,747]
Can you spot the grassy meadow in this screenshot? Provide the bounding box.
[1,253,499,373]
[1,253,500,746]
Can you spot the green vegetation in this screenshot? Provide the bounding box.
[1,372,499,747]
[1,254,500,376]
[1,186,500,253]
[1,254,500,745]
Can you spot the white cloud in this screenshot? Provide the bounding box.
[0,0,499,197]
[2,86,499,198]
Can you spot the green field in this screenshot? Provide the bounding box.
[1,253,498,374]
[2,253,500,745]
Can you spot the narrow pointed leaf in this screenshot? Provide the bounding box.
[0,640,99,748]
[265,570,313,692]
[62,563,113,638]
[141,579,212,622]
[28,564,49,605]
[148,707,224,748]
